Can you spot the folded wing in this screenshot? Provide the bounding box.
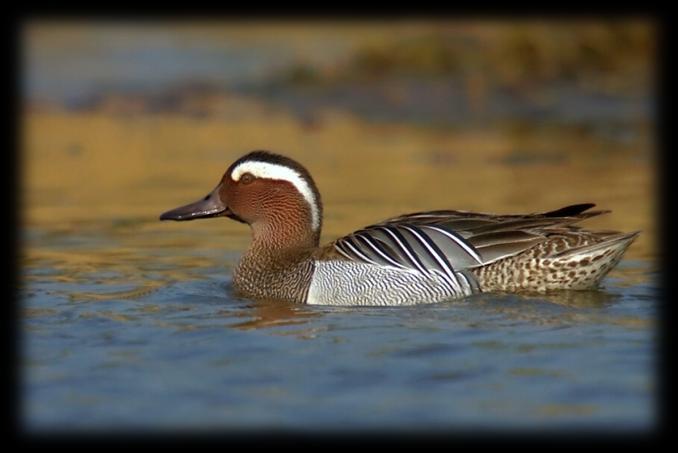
[332,203,609,275]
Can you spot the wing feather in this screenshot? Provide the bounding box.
[329,204,609,273]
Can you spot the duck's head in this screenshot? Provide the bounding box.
[160,150,323,246]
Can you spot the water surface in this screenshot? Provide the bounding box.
[21,107,656,432]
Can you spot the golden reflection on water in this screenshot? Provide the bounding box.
[22,108,655,316]
[227,300,321,331]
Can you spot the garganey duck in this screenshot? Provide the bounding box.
[160,150,639,306]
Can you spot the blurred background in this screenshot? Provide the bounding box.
[23,20,655,251]
[21,20,658,431]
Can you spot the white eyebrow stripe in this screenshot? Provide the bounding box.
[231,160,320,231]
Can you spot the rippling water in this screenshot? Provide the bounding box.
[20,107,656,432]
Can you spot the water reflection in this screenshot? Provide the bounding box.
[227,300,321,331]
[521,289,620,308]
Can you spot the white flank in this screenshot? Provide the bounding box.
[231,160,320,231]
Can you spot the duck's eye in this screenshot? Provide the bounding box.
[240,173,255,185]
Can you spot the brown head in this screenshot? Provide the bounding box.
[160,150,323,249]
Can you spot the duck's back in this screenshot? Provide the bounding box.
[312,204,638,305]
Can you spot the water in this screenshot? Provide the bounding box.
[22,240,656,431]
[20,22,657,433]
[21,112,657,431]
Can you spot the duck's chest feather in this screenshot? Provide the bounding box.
[233,249,315,304]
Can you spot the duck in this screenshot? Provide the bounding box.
[160,150,639,306]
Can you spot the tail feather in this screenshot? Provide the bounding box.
[554,231,640,258]
[553,231,640,289]
[542,203,597,217]
[473,230,640,292]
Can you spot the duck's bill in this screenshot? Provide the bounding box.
[159,184,227,221]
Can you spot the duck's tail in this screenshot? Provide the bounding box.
[550,231,640,289]
[474,230,639,292]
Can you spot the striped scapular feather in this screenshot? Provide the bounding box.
[333,203,612,272]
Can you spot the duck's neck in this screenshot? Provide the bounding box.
[233,219,319,303]
[250,217,320,253]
